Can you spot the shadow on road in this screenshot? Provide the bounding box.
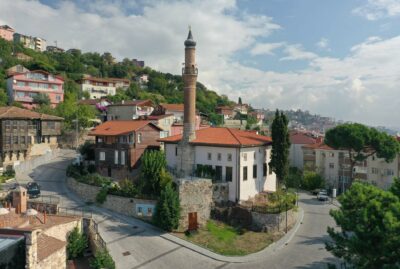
[294,256,340,269]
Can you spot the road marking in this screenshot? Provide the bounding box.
[130,246,182,269]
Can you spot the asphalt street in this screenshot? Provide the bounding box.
[7,150,340,269]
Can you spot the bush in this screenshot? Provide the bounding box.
[108,179,138,197]
[153,183,180,231]
[79,141,95,160]
[90,249,115,269]
[3,168,15,178]
[139,150,171,196]
[285,167,302,188]
[302,171,325,190]
[81,173,112,187]
[96,187,108,204]
[67,227,87,260]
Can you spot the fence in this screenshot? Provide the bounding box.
[57,206,93,219]
[89,219,107,250]
[28,194,60,205]
[13,149,60,174]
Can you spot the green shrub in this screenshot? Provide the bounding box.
[285,167,303,188]
[81,174,111,187]
[96,187,108,204]
[67,227,87,259]
[153,183,180,231]
[139,150,171,196]
[3,168,15,178]
[90,249,115,269]
[79,141,95,160]
[108,179,138,197]
[302,171,325,190]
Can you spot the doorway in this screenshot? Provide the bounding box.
[188,212,198,231]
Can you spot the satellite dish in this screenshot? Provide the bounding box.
[26,209,38,216]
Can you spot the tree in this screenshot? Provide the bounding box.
[269,110,291,184]
[325,123,400,182]
[238,97,242,105]
[390,177,400,198]
[67,227,87,260]
[326,182,400,268]
[33,93,51,106]
[90,249,115,269]
[153,183,180,231]
[302,171,325,190]
[139,150,172,196]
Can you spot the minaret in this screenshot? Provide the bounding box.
[177,28,198,177]
[182,27,198,142]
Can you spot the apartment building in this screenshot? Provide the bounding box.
[13,33,46,52]
[7,69,64,109]
[89,120,162,180]
[79,77,124,99]
[302,142,399,191]
[0,25,15,41]
[107,100,154,121]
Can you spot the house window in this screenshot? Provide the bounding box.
[253,165,257,178]
[263,163,267,176]
[137,207,142,214]
[175,146,178,156]
[227,153,232,162]
[269,165,273,175]
[329,152,334,157]
[371,167,378,174]
[27,136,32,144]
[20,136,25,144]
[121,151,125,165]
[386,169,394,176]
[243,166,248,181]
[254,152,256,160]
[114,150,118,165]
[243,153,247,161]
[13,136,18,144]
[217,153,221,161]
[99,152,105,161]
[147,207,153,216]
[226,167,233,182]
[207,153,212,160]
[137,133,142,144]
[329,163,334,169]
[98,137,103,143]
[216,166,222,181]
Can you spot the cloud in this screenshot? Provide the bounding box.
[250,42,284,55]
[0,0,399,127]
[316,37,330,50]
[280,44,318,61]
[353,0,400,20]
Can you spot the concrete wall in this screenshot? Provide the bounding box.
[66,177,100,203]
[212,182,229,204]
[289,144,305,169]
[44,219,82,242]
[251,209,297,233]
[14,149,60,174]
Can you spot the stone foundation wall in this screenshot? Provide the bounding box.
[44,219,82,242]
[36,247,66,269]
[251,209,297,233]
[67,177,156,219]
[177,178,212,232]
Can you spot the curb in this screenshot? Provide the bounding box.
[162,207,305,263]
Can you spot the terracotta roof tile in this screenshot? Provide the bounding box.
[302,142,333,150]
[0,107,63,120]
[89,120,161,136]
[37,234,66,261]
[159,127,272,147]
[108,99,153,107]
[160,103,184,112]
[290,132,318,145]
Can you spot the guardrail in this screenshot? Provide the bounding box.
[57,207,93,219]
[28,194,60,205]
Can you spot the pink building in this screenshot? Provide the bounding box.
[0,25,15,41]
[7,70,64,109]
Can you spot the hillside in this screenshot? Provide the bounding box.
[0,38,234,129]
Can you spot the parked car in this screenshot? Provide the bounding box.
[72,154,83,166]
[26,182,41,198]
[317,190,329,201]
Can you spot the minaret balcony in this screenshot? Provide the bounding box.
[182,67,198,75]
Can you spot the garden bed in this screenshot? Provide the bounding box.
[173,220,281,256]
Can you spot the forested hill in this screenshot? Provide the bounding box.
[0,38,234,128]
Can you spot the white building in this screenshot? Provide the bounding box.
[106,100,154,120]
[79,77,117,99]
[303,142,400,191]
[289,132,321,170]
[160,127,277,202]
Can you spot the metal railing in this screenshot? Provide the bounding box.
[57,207,93,219]
[28,194,60,205]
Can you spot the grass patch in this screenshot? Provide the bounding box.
[174,220,279,256]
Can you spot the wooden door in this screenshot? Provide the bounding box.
[188,212,198,231]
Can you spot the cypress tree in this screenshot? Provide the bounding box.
[269,110,291,185]
[153,183,180,231]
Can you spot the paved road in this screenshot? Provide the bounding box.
[8,150,340,269]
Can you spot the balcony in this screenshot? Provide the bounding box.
[14,95,33,102]
[182,66,198,75]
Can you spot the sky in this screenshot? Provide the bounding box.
[1,0,400,128]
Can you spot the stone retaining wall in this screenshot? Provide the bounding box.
[251,209,297,233]
[66,177,156,219]
[212,182,229,204]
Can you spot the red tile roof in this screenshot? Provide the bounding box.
[89,120,161,136]
[161,103,184,112]
[0,107,63,120]
[146,114,174,120]
[290,132,318,145]
[302,142,333,150]
[159,127,272,147]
